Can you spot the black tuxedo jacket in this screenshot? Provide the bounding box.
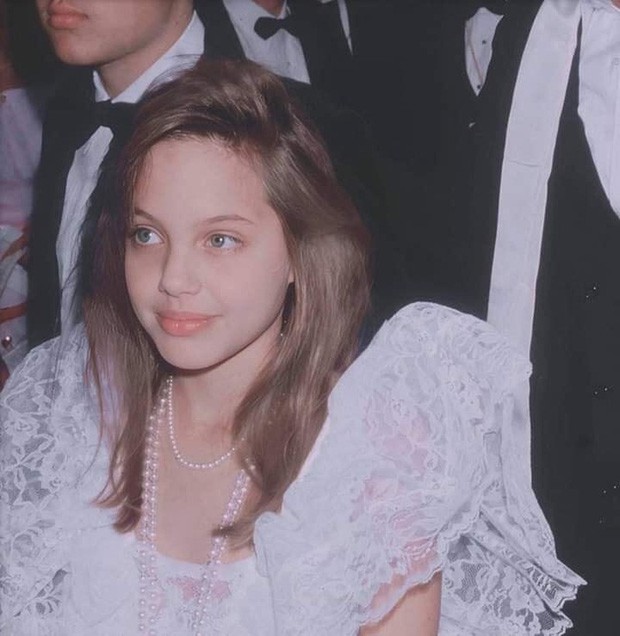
[27,4,410,348]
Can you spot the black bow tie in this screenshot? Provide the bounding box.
[92,100,135,134]
[254,14,300,40]
[61,98,136,153]
[79,100,135,147]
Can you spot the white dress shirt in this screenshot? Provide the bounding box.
[488,0,620,354]
[56,13,205,328]
[465,7,504,95]
[222,0,350,85]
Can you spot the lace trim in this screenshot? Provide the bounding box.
[0,329,106,630]
[254,303,583,635]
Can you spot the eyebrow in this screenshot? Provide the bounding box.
[133,208,255,226]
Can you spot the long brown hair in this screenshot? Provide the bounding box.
[84,59,371,542]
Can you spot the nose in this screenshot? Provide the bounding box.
[158,247,201,297]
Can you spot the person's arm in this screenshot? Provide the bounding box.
[360,572,441,636]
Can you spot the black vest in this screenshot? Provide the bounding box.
[529,51,620,635]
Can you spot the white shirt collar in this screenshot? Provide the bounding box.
[93,11,205,103]
[582,0,620,15]
[223,0,288,30]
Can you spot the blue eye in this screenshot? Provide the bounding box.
[132,227,162,245]
[208,234,240,249]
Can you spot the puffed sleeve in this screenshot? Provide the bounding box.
[0,327,110,632]
[253,303,584,636]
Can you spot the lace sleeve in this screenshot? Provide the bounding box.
[0,328,107,632]
[253,303,584,636]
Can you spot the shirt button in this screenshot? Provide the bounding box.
[1,335,12,350]
[584,283,600,300]
[592,384,612,398]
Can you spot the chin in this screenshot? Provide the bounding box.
[153,338,225,373]
[47,38,102,67]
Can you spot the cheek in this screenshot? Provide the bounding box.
[124,251,154,314]
[48,10,154,64]
[204,251,289,329]
[35,0,46,19]
[111,3,172,50]
[234,250,291,314]
[44,27,109,65]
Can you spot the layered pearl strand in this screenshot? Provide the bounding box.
[138,380,250,635]
[165,376,241,470]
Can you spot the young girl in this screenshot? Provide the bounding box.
[0,60,581,635]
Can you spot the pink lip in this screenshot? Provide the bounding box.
[47,3,88,30]
[156,312,214,337]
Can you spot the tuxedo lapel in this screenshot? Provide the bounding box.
[27,68,94,347]
[287,0,356,105]
[194,0,245,60]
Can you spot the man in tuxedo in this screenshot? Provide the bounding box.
[453,1,620,632]
[196,0,356,105]
[28,0,408,348]
[198,1,485,172]
[29,0,201,344]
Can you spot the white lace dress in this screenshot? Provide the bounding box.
[0,304,583,635]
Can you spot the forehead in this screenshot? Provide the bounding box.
[134,138,273,223]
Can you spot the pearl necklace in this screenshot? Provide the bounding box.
[138,386,250,635]
[165,376,240,470]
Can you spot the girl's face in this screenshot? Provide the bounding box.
[125,138,293,373]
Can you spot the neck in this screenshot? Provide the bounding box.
[172,320,281,438]
[97,7,193,98]
[252,0,286,17]
[172,372,246,440]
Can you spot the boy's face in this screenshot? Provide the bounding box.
[36,0,190,68]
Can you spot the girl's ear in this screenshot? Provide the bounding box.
[286,257,294,284]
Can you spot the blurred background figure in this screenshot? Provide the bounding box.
[196,0,501,174]
[0,0,56,386]
[197,0,355,100]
